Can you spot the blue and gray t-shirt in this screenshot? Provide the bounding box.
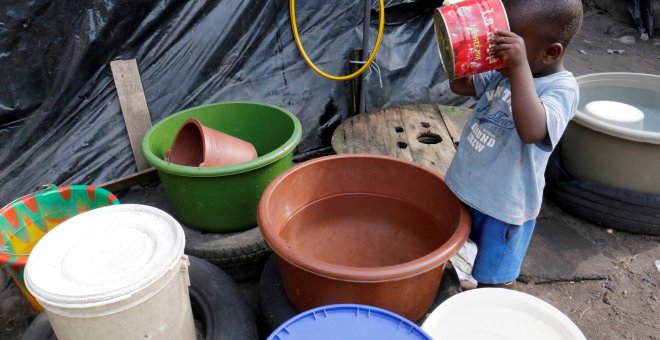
[445,70,578,225]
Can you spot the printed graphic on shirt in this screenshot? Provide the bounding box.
[467,84,516,153]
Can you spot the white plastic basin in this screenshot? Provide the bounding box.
[421,288,586,340]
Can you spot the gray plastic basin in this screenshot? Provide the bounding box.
[561,72,660,195]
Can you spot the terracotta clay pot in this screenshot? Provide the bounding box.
[258,154,471,321]
[165,118,257,167]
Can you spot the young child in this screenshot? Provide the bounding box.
[445,0,584,288]
[628,0,654,41]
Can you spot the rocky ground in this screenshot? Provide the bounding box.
[1,7,659,340]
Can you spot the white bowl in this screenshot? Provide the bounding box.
[421,288,586,340]
[584,100,644,130]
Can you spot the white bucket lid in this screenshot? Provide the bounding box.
[422,288,586,340]
[25,204,185,309]
[584,101,644,129]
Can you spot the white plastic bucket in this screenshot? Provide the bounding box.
[25,204,195,340]
[422,288,586,340]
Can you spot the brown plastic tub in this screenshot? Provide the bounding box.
[258,154,470,321]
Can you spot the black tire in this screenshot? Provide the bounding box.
[258,254,461,332]
[20,313,55,340]
[183,224,271,281]
[574,180,660,208]
[259,254,295,331]
[545,151,660,236]
[21,256,258,340]
[118,183,271,282]
[187,256,258,340]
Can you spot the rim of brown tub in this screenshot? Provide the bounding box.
[258,154,471,283]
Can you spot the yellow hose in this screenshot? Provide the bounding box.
[290,0,385,81]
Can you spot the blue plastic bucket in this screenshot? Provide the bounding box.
[268,304,432,340]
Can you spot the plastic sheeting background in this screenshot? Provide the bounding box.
[0,0,470,203]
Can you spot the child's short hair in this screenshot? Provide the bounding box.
[504,0,584,47]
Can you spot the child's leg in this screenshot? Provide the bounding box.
[641,0,654,38]
[469,209,535,285]
[628,0,644,34]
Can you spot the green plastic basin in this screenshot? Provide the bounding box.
[142,102,302,232]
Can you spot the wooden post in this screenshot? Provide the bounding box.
[110,60,152,171]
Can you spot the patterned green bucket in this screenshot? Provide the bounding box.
[0,185,119,310]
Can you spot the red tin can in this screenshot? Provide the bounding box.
[433,0,510,80]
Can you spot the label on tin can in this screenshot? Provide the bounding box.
[434,0,510,80]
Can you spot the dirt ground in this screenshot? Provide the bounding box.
[520,199,660,340]
[1,8,659,340]
[565,8,660,77]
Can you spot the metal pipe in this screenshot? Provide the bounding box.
[359,0,371,113]
[349,49,363,116]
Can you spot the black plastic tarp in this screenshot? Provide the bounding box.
[0,0,469,203]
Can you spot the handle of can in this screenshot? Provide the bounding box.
[180,254,191,287]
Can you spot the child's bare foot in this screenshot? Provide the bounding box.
[460,280,478,291]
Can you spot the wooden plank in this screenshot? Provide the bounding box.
[331,105,465,173]
[110,60,152,171]
[97,168,158,193]
[331,120,350,154]
[356,112,384,155]
[332,109,414,160]
[363,110,390,155]
[399,104,456,173]
[436,104,471,148]
[344,115,363,154]
[333,112,375,155]
[381,107,413,161]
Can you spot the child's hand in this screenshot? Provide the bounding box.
[487,29,528,72]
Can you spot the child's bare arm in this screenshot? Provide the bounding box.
[450,77,476,97]
[488,30,548,144]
